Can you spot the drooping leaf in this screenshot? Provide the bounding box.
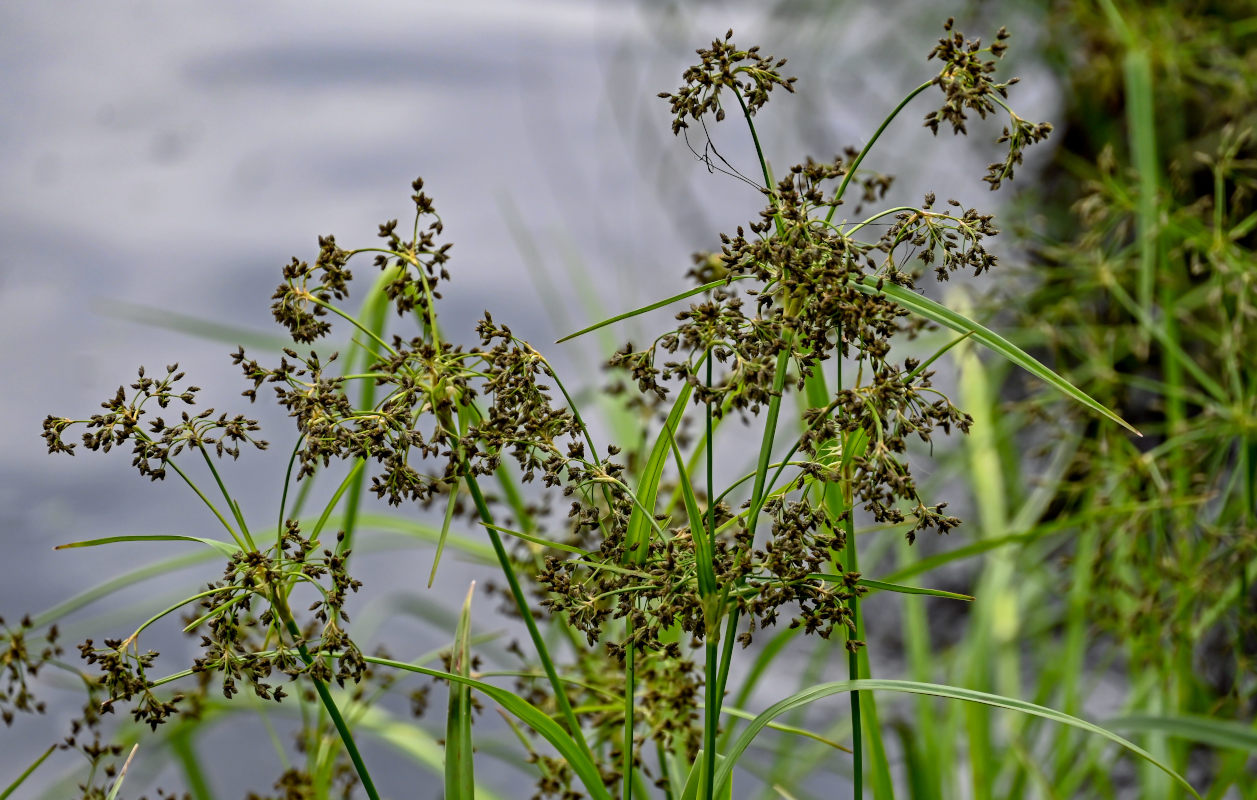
[363,655,610,800]
[1104,714,1257,752]
[715,679,1200,799]
[55,534,239,558]
[847,277,1140,436]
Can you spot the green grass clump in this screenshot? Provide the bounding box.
[4,15,1231,800]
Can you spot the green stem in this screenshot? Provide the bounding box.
[704,349,792,800]
[272,597,380,800]
[701,349,721,796]
[198,445,257,551]
[846,511,864,799]
[164,456,245,550]
[0,745,56,800]
[169,727,215,800]
[733,88,784,236]
[623,609,636,800]
[824,81,933,225]
[836,332,864,799]
[277,438,304,550]
[339,285,391,556]
[462,472,596,764]
[309,297,398,357]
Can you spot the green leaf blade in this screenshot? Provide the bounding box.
[714,679,1200,799]
[851,278,1141,436]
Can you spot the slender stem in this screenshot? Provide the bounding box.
[623,608,636,800]
[838,328,863,799]
[704,350,792,800]
[701,349,721,797]
[340,287,391,557]
[0,745,56,800]
[309,297,398,357]
[846,514,864,800]
[277,437,304,550]
[271,595,380,800]
[310,458,364,550]
[198,445,257,551]
[462,472,597,764]
[168,727,214,800]
[733,88,785,236]
[704,89,794,800]
[703,634,720,794]
[707,352,715,553]
[656,740,675,800]
[824,81,933,226]
[163,457,245,550]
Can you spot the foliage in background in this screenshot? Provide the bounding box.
[974,0,1257,794]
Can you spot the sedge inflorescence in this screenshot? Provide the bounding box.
[28,18,1054,800]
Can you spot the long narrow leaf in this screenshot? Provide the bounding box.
[1,745,56,800]
[680,750,732,800]
[478,522,591,556]
[1104,715,1257,751]
[625,378,695,564]
[848,277,1140,435]
[447,584,476,799]
[666,429,717,598]
[850,576,973,602]
[429,475,462,588]
[362,655,610,800]
[714,679,1200,799]
[562,275,1137,435]
[55,534,239,558]
[105,745,139,800]
[556,279,735,343]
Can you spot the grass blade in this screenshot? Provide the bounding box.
[568,275,1138,435]
[1,745,56,800]
[362,655,611,800]
[848,577,973,602]
[94,298,289,350]
[847,276,1141,436]
[715,706,851,752]
[666,428,717,599]
[714,679,1202,799]
[681,751,732,800]
[477,522,591,556]
[624,376,696,565]
[446,583,477,799]
[1104,715,1257,751]
[105,744,139,800]
[429,476,462,588]
[557,280,739,343]
[55,534,239,558]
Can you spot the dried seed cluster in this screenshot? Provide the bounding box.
[924,19,1053,189]
[659,30,797,134]
[43,363,268,481]
[241,183,588,510]
[1,615,61,725]
[188,523,365,699]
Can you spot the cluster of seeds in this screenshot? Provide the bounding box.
[42,364,267,481]
[29,18,1053,800]
[0,616,61,725]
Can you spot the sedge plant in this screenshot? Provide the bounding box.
[4,18,1207,800]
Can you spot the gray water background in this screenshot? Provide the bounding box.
[0,2,1060,796]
